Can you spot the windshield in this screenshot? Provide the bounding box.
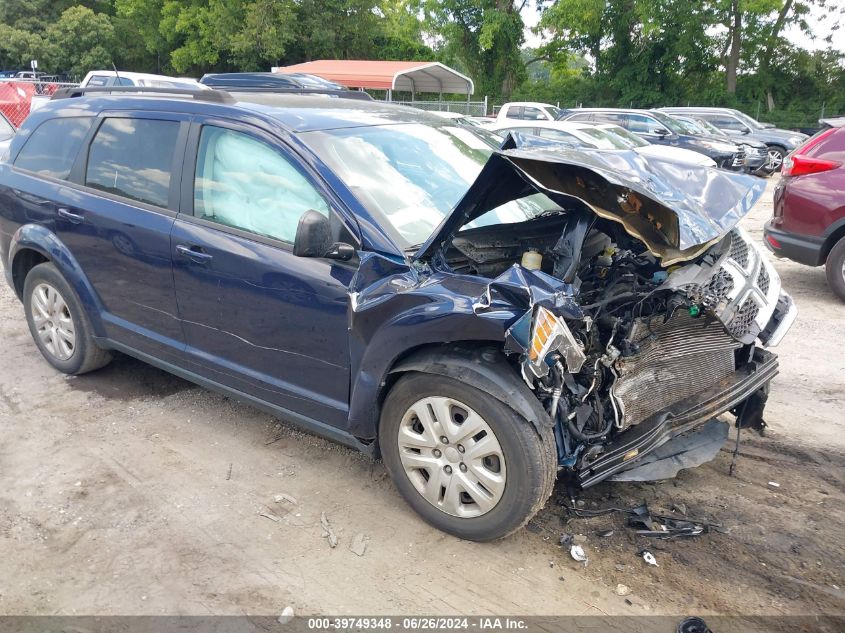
[649,111,687,135]
[731,110,763,129]
[302,123,557,249]
[692,117,729,137]
[599,125,648,148]
[576,126,631,149]
[547,106,563,119]
[670,116,706,135]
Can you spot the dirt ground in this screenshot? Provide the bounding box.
[0,178,843,621]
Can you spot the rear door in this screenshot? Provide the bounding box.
[171,117,357,428]
[62,111,189,358]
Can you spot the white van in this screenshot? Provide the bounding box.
[80,71,205,90]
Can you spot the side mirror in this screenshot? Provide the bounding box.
[293,209,355,261]
[655,127,670,137]
[741,127,751,134]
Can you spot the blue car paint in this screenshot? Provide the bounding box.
[0,95,546,454]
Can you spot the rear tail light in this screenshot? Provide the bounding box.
[782,154,841,177]
[782,126,841,176]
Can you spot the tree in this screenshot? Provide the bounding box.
[44,6,116,76]
[419,0,527,99]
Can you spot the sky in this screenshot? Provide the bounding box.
[521,3,845,53]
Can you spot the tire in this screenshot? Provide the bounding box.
[765,146,786,173]
[379,372,557,541]
[23,262,112,375]
[825,237,845,303]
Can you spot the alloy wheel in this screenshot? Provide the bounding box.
[30,282,76,361]
[397,396,507,518]
[766,149,784,171]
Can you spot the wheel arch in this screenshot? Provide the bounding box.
[9,224,106,335]
[374,342,552,457]
[821,218,845,262]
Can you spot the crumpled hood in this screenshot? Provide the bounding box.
[414,136,767,266]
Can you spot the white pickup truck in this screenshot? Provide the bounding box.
[495,102,563,123]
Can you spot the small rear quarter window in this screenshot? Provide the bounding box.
[14,117,94,179]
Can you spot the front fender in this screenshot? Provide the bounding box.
[388,344,552,437]
[9,223,106,336]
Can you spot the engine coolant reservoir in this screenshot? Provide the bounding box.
[521,248,542,271]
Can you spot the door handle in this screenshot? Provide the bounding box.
[176,244,214,264]
[57,208,84,224]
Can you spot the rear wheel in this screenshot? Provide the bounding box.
[825,237,845,303]
[23,262,112,374]
[379,373,556,541]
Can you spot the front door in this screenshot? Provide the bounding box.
[171,120,356,429]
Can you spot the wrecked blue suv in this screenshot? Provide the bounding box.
[0,89,796,540]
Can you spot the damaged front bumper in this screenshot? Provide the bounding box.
[577,347,778,487]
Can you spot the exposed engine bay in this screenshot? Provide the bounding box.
[444,206,795,486]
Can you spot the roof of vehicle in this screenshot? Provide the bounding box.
[492,119,592,130]
[200,72,345,89]
[82,70,203,86]
[820,117,845,128]
[35,90,450,134]
[500,102,557,109]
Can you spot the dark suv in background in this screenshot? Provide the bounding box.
[765,118,845,301]
[660,107,808,172]
[559,107,742,169]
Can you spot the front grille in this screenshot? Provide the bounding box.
[612,312,741,429]
[757,266,770,294]
[729,230,750,268]
[727,299,760,339]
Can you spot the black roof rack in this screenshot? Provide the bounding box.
[51,86,236,104]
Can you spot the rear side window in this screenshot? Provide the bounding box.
[521,107,544,120]
[14,117,94,179]
[505,106,523,119]
[85,118,180,208]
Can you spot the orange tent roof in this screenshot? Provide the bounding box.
[272,60,474,94]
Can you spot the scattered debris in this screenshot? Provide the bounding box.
[226,463,232,481]
[570,544,587,564]
[559,533,573,547]
[626,502,708,539]
[640,550,658,566]
[768,481,781,488]
[615,564,627,572]
[349,532,367,557]
[615,584,631,596]
[677,616,712,633]
[573,534,588,544]
[277,606,295,625]
[596,529,614,538]
[320,512,338,548]
[526,521,543,534]
[274,493,298,505]
[259,510,281,523]
[672,503,687,515]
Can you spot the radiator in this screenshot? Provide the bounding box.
[611,312,741,429]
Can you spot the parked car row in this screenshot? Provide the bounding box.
[494,101,808,175]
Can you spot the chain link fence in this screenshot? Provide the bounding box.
[0,79,79,128]
[393,99,489,117]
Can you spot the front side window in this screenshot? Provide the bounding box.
[14,117,94,179]
[85,117,180,207]
[505,106,523,119]
[194,126,329,244]
[702,114,748,132]
[627,114,668,135]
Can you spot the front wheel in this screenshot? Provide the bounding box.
[825,237,845,303]
[379,373,557,541]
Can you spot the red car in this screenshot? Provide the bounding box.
[765,118,845,301]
